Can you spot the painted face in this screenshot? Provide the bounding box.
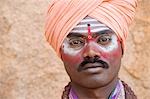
[60,16,122,88]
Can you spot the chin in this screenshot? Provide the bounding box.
[84,80,110,89]
[74,75,118,89]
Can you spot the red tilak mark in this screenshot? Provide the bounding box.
[87,24,92,40]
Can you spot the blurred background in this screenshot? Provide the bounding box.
[0,0,149,99]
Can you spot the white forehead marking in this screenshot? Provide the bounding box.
[75,24,106,28]
[71,16,110,33]
[71,27,110,33]
[80,18,98,23]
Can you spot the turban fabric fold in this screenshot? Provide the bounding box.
[45,0,137,56]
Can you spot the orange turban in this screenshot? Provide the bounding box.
[45,0,137,56]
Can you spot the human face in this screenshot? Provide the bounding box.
[60,18,122,88]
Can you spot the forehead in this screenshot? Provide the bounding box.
[70,16,111,34]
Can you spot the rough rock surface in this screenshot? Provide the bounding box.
[0,0,149,99]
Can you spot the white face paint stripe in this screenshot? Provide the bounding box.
[80,18,98,23]
[71,27,110,33]
[96,35,118,52]
[72,26,108,31]
[74,24,107,28]
[62,39,82,56]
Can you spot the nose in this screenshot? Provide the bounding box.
[83,42,101,59]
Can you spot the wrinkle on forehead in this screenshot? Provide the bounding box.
[71,16,110,33]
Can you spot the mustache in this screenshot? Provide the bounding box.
[78,57,109,72]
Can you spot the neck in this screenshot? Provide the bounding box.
[71,77,119,99]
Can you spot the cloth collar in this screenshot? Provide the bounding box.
[69,80,125,99]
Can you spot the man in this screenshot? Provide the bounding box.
[45,0,138,99]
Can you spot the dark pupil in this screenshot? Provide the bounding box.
[101,37,108,42]
[69,39,84,47]
[73,40,80,45]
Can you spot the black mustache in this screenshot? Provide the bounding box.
[78,57,109,72]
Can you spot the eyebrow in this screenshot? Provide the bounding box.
[67,33,83,38]
[95,29,114,35]
[67,29,114,38]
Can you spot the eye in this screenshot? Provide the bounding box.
[68,38,85,49]
[97,35,112,45]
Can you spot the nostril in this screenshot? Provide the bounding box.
[94,55,100,60]
[84,56,90,61]
[84,55,100,61]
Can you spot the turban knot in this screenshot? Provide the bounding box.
[45,0,137,56]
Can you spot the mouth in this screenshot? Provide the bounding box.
[78,62,107,73]
[82,63,105,70]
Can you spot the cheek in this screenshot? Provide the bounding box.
[99,35,121,58]
[61,48,83,68]
[103,42,122,66]
[96,42,122,65]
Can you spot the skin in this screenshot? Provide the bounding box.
[60,25,123,99]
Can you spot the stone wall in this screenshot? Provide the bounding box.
[0,0,149,99]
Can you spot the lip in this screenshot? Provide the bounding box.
[83,63,104,70]
[81,63,105,74]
